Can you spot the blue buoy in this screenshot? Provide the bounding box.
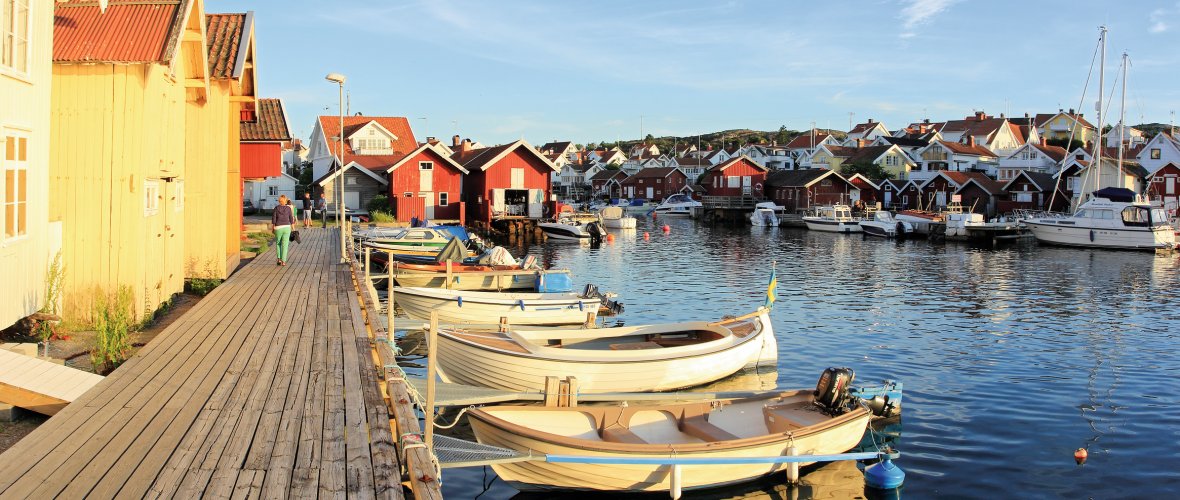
[864,456,905,489]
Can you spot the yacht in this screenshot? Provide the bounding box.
[1023,189,1175,250]
[651,193,702,217]
[802,204,862,233]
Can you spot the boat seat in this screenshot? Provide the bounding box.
[601,426,647,444]
[762,405,807,434]
[608,341,663,351]
[681,416,740,442]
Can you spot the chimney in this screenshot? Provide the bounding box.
[1068,108,1075,115]
[452,135,461,147]
[867,118,875,124]
[857,138,867,148]
[966,136,976,147]
[1040,136,1047,147]
[974,111,986,121]
[923,118,930,124]
[1024,112,1030,118]
[427,136,438,146]
[460,138,472,153]
[1000,113,1005,119]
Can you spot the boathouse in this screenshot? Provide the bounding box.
[240,98,294,211]
[185,11,258,280]
[50,0,211,319]
[454,139,559,224]
[0,0,53,329]
[764,169,857,212]
[384,143,468,222]
[589,169,627,198]
[953,176,1007,216]
[620,167,688,202]
[997,171,1068,213]
[918,171,993,211]
[893,179,924,210]
[309,116,418,211]
[701,156,768,197]
[845,173,881,208]
[1146,163,1180,214]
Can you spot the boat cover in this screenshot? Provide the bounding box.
[435,237,468,264]
[433,225,471,241]
[1092,187,1136,202]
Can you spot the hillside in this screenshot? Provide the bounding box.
[589,127,845,154]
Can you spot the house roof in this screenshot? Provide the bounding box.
[313,160,392,186]
[1034,112,1096,130]
[1002,171,1058,192]
[384,144,468,175]
[317,116,418,163]
[937,140,997,157]
[627,167,683,180]
[539,141,574,155]
[765,168,837,188]
[711,155,768,173]
[881,136,929,148]
[954,177,1007,196]
[1031,143,1068,162]
[675,157,712,167]
[54,1,187,63]
[845,173,880,190]
[922,171,993,190]
[589,169,626,182]
[206,13,247,78]
[849,121,884,135]
[785,132,832,149]
[452,140,560,172]
[240,98,290,142]
[844,145,896,164]
[569,162,597,173]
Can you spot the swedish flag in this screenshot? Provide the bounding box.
[764,269,777,308]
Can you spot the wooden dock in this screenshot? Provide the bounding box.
[0,348,104,416]
[0,228,411,499]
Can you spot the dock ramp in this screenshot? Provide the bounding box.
[0,348,103,415]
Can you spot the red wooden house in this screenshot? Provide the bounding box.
[619,167,688,202]
[845,173,880,207]
[997,171,1069,213]
[765,169,857,212]
[240,98,292,212]
[453,139,560,223]
[896,180,923,209]
[384,143,469,221]
[953,176,1007,216]
[918,171,993,210]
[589,169,627,198]
[701,156,768,197]
[1146,163,1180,215]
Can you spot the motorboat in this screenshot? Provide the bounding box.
[749,201,783,227]
[1023,189,1175,250]
[393,287,610,326]
[802,205,862,233]
[599,206,636,229]
[389,259,574,292]
[651,193,702,217]
[433,308,777,393]
[893,209,943,236]
[538,210,606,242]
[859,211,913,238]
[467,370,870,493]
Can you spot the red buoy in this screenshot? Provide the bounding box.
[1074,448,1087,465]
[662,224,670,233]
[643,232,650,240]
[606,234,615,243]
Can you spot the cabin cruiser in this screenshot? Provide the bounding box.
[859,210,913,238]
[1023,188,1175,250]
[651,193,702,217]
[802,204,862,233]
[749,201,784,227]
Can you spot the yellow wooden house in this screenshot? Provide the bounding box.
[0,0,54,329]
[50,0,210,320]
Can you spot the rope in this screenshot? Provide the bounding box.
[433,406,474,429]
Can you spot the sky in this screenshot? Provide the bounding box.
[208,0,1180,147]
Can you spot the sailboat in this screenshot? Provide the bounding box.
[1024,28,1176,251]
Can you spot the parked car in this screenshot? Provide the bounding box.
[243,200,256,215]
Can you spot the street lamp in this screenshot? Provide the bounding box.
[325,72,347,263]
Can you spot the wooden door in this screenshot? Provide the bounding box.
[420,169,432,192]
[492,188,505,215]
[527,189,543,218]
[421,193,434,218]
[345,191,360,210]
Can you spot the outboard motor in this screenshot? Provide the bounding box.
[814,367,856,415]
[586,222,605,245]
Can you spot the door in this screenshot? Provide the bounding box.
[1167,177,1175,195]
[420,170,432,192]
[884,191,893,206]
[646,187,654,199]
[492,188,505,215]
[527,188,543,218]
[935,191,946,207]
[421,193,434,218]
[345,191,360,210]
[742,176,752,195]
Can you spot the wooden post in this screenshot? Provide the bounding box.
[499,316,508,333]
[364,246,371,283]
[387,252,395,333]
[584,312,595,329]
[425,311,439,450]
[543,376,560,407]
[445,260,453,290]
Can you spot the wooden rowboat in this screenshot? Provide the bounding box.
[434,309,778,393]
[467,389,871,493]
[394,287,603,326]
[390,262,573,292]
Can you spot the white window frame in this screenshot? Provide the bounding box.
[267,185,278,196]
[439,192,448,206]
[726,176,739,188]
[1,0,32,78]
[3,128,29,241]
[144,180,161,217]
[419,161,433,171]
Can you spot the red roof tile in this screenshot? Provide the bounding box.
[348,155,402,171]
[206,13,245,79]
[241,98,290,142]
[938,140,996,157]
[786,132,831,149]
[627,167,682,179]
[1031,143,1068,162]
[54,1,183,63]
[318,116,418,161]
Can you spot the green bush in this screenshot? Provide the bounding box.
[91,285,135,374]
[370,210,395,223]
[366,195,391,214]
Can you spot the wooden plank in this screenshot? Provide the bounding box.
[339,272,377,500]
[318,269,347,498]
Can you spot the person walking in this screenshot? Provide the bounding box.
[301,192,314,228]
[317,192,328,228]
[272,195,296,266]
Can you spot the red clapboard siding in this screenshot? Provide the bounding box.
[240,142,282,179]
[702,158,767,197]
[389,148,465,220]
[464,147,553,223]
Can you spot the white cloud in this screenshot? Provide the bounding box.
[898,0,959,30]
[1149,8,1171,33]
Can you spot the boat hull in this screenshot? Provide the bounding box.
[802,218,863,233]
[394,288,599,326]
[393,270,566,291]
[1024,220,1175,250]
[859,221,896,238]
[602,217,636,229]
[468,398,870,492]
[435,311,778,393]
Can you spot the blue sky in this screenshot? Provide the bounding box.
[209,0,1180,146]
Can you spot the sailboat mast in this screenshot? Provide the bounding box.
[1117,51,1127,190]
[1089,26,1107,196]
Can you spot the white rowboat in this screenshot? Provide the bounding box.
[394,287,601,326]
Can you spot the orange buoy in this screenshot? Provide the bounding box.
[643,232,650,240]
[606,234,615,243]
[1074,448,1087,465]
[662,224,670,233]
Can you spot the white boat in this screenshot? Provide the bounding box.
[894,209,943,236]
[599,206,636,229]
[749,201,783,227]
[433,308,777,393]
[394,287,603,326]
[538,215,605,242]
[354,226,471,256]
[859,211,913,238]
[467,382,871,493]
[651,193,702,217]
[1023,192,1175,250]
[802,205,862,233]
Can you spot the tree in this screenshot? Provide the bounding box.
[841,160,894,181]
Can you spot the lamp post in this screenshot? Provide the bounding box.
[325,73,347,263]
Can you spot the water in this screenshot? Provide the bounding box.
[421,216,1180,498]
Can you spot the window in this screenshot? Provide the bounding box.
[403,192,412,197]
[439,192,448,206]
[347,176,357,185]
[656,178,662,184]
[267,186,278,196]
[419,161,433,170]
[1,0,31,75]
[1015,192,1032,203]
[1151,148,1161,160]
[727,176,739,188]
[144,180,160,217]
[3,130,28,239]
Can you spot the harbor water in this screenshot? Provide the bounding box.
[422,216,1180,498]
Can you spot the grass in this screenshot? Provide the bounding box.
[242,230,273,255]
[369,210,395,223]
[91,285,135,374]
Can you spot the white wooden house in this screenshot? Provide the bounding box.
[1136,132,1180,175]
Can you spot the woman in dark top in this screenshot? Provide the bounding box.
[271,195,296,266]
